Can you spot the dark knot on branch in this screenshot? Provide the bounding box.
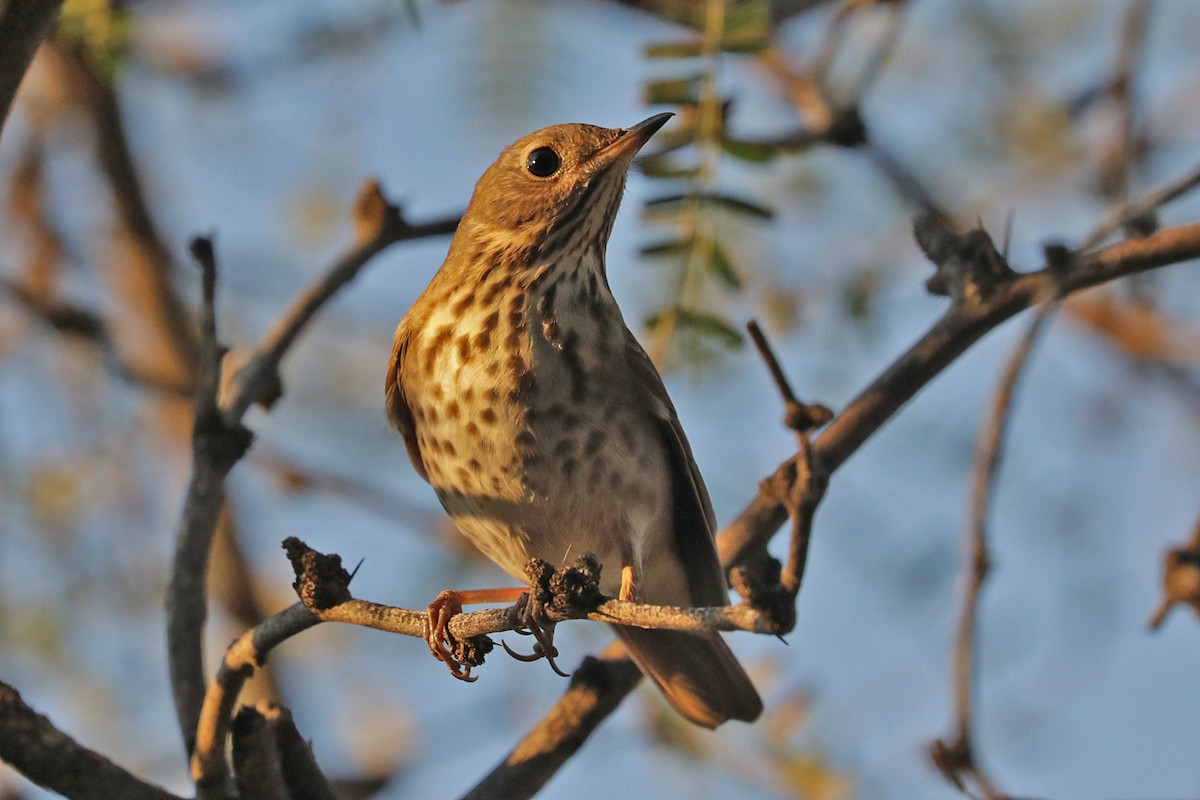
[283,537,352,611]
[525,554,605,619]
[729,557,797,637]
[914,213,1015,303]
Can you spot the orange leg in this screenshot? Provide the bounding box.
[426,587,527,682]
[619,565,640,603]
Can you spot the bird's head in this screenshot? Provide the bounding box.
[457,113,673,256]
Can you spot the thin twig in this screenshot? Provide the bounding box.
[745,320,830,599]
[938,301,1058,800]
[1081,160,1200,250]
[1097,0,1155,204]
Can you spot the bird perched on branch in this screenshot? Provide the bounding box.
[385,113,762,727]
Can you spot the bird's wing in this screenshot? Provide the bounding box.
[623,329,728,607]
[385,325,429,482]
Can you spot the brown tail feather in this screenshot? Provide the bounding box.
[613,625,762,728]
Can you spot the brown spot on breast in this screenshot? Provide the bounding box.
[443,441,458,457]
[506,331,522,349]
[482,310,500,332]
[491,476,503,492]
[584,430,605,457]
[452,293,475,316]
[485,387,500,402]
[482,276,513,306]
[446,400,460,420]
[562,458,578,481]
[431,384,444,401]
[424,406,439,425]
[553,438,574,457]
[423,325,454,372]
[464,387,475,403]
[466,421,480,438]
[480,408,498,425]
[474,331,492,350]
[456,466,472,485]
[456,335,472,363]
[467,458,482,472]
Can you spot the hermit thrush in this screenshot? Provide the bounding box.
[385,113,762,727]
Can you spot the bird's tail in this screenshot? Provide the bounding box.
[612,625,762,728]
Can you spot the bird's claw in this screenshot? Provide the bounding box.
[425,589,478,682]
[501,591,570,677]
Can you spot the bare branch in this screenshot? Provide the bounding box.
[283,537,786,640]
[270,706,339,800]
[459,643,643,800]
[231,705,289,800]
[934,300,1058,800]
[0,681,184,800]
[166,190,457,758]
[192,604,321,800]
[166,240,253,755]
[1081,160,1200,250]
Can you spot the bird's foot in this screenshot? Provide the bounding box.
[425,589,476,682]
[424,587,524,682]
[502,590,569,677]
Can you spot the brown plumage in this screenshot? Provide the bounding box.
[385,114,761,727]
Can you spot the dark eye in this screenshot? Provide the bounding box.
[526,147,561,177]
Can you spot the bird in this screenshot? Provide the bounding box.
[384,113,762,728]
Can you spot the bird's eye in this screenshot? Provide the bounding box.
[526,147,561,178]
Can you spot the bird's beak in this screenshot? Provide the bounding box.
[596,112,674,167]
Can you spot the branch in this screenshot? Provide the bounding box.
[1081,159,1200,250]
[0,0,65,140]
[192,604,321,800]
[932,300,1058,800]
[283,537,785,641]
[230,702,338,800]
[166,240,253,755]
[0,681,184,800]
[460,643,643,800]
[165,188,458,758]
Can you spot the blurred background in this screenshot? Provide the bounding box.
[2,0,1199,797]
